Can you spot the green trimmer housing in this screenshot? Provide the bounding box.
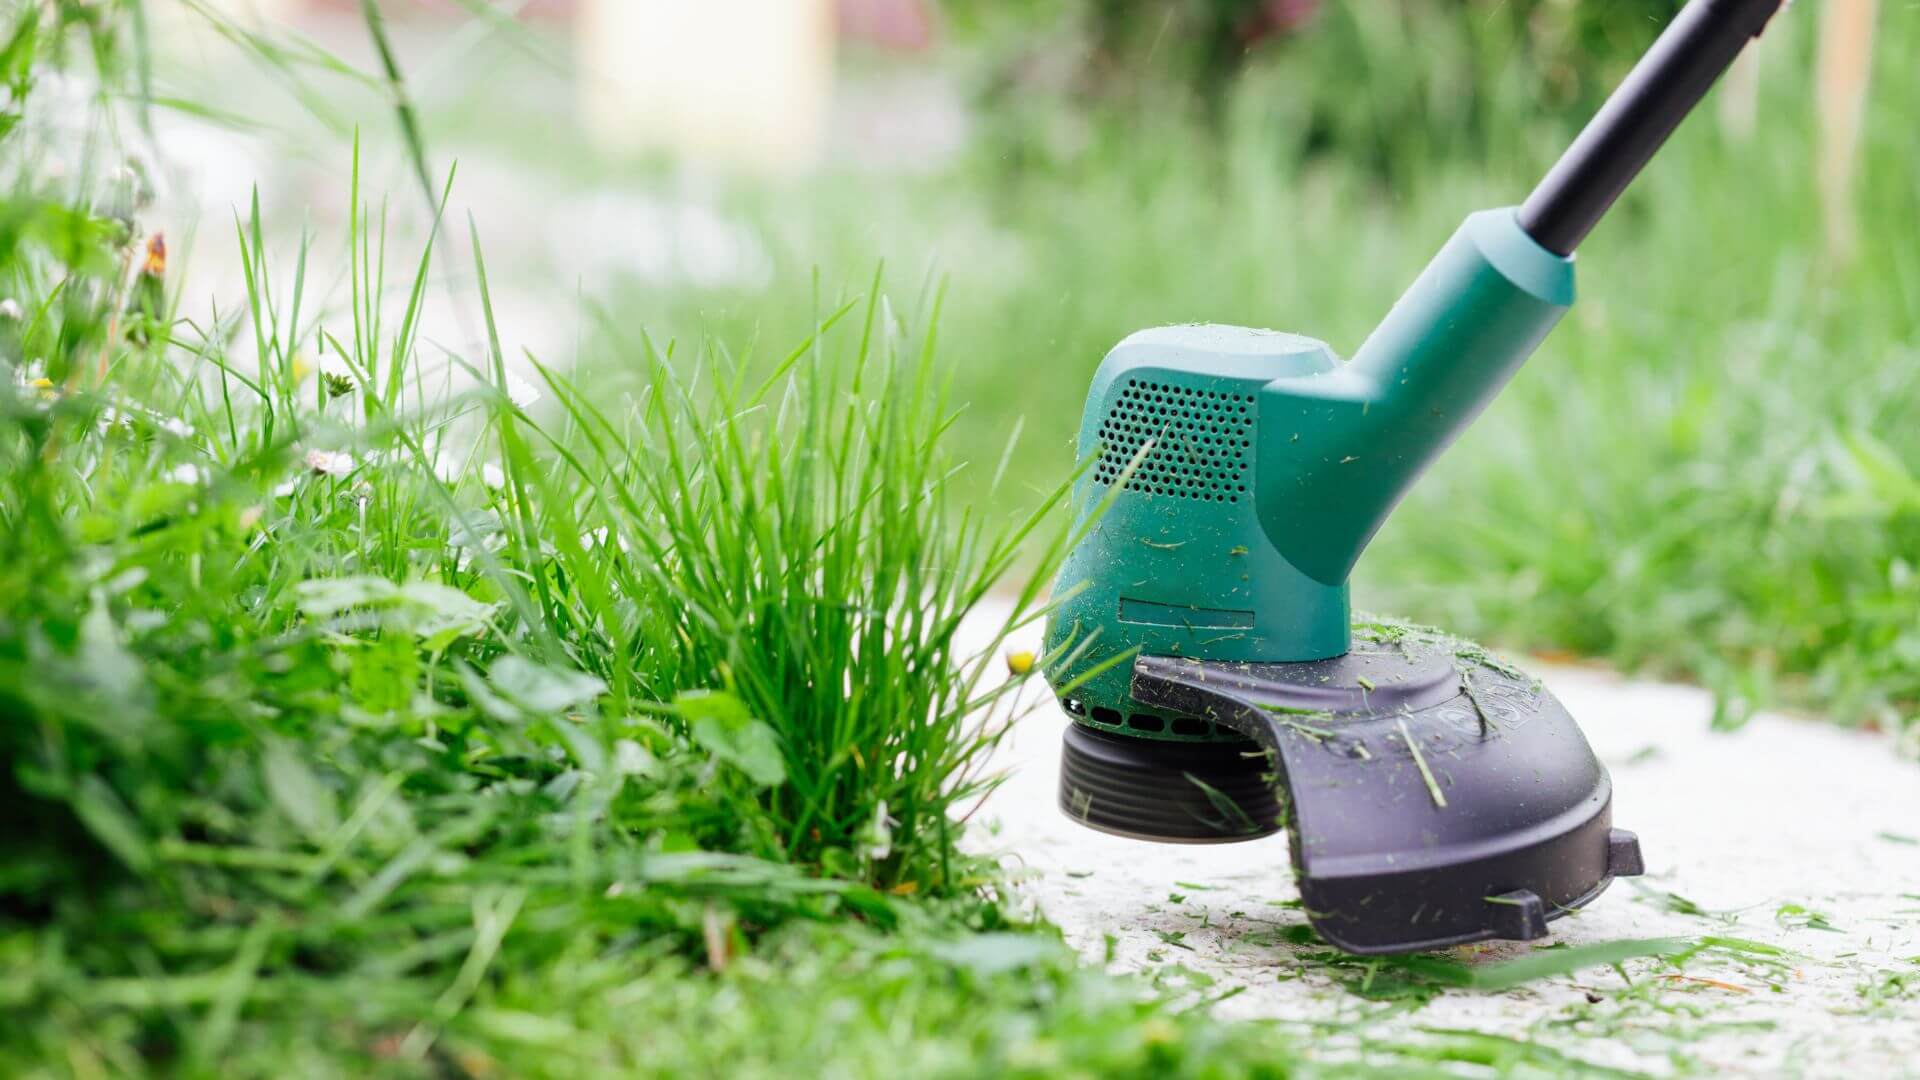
[1043,0,1783,954]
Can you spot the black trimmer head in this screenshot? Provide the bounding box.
[1059,624,1644,954]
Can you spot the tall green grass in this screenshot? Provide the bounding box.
[529,278,1082,888]
[0,174,1084,1071]
[0,8,1333,1072]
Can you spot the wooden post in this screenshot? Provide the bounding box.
[1716,35,1762,141]
[1815,0,1879,264]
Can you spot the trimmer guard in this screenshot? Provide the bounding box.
[1059,634,1644,954]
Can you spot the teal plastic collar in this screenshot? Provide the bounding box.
[1043,208,1576,739]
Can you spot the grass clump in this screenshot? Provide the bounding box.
[0,10,1324,1073]
[0,201,1052,1069]
[543,278,1073,888]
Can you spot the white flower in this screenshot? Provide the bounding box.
[164,463,205,485]
[82,396,197,436]
[480,462,507,490]
[505,374,540,410]
[0,298,21,321]
[273,478,299,498]
[305,448,356,477]
[14,359,54,400]
[581,526,630,552]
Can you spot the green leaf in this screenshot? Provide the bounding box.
[1817,431,1920,519]
[488,656,606,715]
[1158,964,1217,989]
[347,634,420,714]
[295,578,495,649]
[396,581,495,649]
[79,593,144,710]
[1843,431,1920,504]
[1440,937,1691,992]
[856,798,893,860]
[1775,903,1843,933]
[293,575,398,616]
[70,775,153,873]
[676,690,786,787]
[263,739,340,838]
[457,661,518,723]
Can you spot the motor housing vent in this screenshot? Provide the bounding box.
[1093,378,1254,502]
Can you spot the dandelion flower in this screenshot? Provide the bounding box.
[305,448,355,477]
[1005,649,1036,676]
[140,232,167,278]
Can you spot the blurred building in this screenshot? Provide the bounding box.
[180,0,935,172]
[577,0,837,171]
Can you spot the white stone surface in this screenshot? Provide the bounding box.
[971,612,1920,1075]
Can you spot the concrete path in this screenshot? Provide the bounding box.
[971,615,1920,1076]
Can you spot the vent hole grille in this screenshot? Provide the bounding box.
[1093,379,1253,501]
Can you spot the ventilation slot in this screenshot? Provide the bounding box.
[1170,716,1210,737]
[1092,379,1254,501]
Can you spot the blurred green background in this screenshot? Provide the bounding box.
[11,5,1915,1071]
[149,0,1917,734]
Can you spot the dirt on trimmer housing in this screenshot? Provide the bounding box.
[1043,0,1781,955]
